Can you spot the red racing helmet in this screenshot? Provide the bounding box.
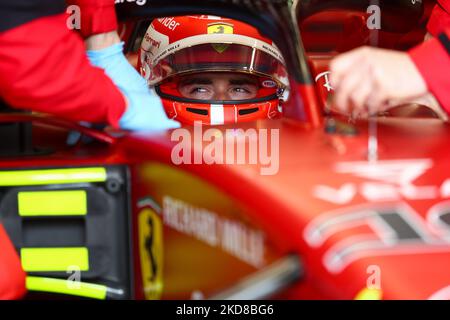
[139,15,288,125]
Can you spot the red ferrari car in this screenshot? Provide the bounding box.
[1,0,450,300]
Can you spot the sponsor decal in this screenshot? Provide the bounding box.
[262,44,284,62]
[137,198,163,299]
[207,23,234,35]
[313,159,447,204]
[141,24,170,55]
[262,80,276,88]
[153,43,180,65]
[315,71,334,92]
[157,17,180,31]
[163,195,265,267]
[144,33,161,50]
[304,202,450,273]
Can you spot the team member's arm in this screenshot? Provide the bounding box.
[67,0,180,130]
[330,29,450,117]
[0,14,127,126]
[330,0,450,118]
[329,46,429,116]
[427,0,450,37]
[409,28,450,113]
[0,1,179,130]
[67,0,121,50]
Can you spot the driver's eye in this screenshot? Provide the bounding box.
[183,86,214,99]
[233,88,250,93]
[228,86,257,100]
[190,87,209,94]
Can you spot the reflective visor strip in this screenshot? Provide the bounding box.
[21,248,89,272]
[18,190,87,216]
[0,167,107,186]
[26,277,107,300]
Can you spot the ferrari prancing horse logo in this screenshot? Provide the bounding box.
[207,23,234,53]
[138,205,163,300]
[207,23,233,35]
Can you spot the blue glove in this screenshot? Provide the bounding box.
[87,42,180,131]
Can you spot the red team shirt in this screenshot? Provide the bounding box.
[0,0,126,128]
[0,0,124,299]
[410,0,450,113]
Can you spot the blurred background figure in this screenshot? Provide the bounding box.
[329,0,449,119]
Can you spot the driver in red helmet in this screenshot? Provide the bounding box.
[138,16,289,125]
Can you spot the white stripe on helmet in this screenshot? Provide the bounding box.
[210,104,225,125]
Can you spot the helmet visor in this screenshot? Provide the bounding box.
[146,43,288,87]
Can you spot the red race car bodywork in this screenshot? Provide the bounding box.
[1,0,449,300]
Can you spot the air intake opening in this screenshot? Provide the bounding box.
[186,108,208,115]
[239,108,259,116]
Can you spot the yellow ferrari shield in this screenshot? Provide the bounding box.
[138,207,163,300]
[207,23,234,53]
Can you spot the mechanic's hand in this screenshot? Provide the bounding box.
[87,42,180,131]
[330,46,429,117]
